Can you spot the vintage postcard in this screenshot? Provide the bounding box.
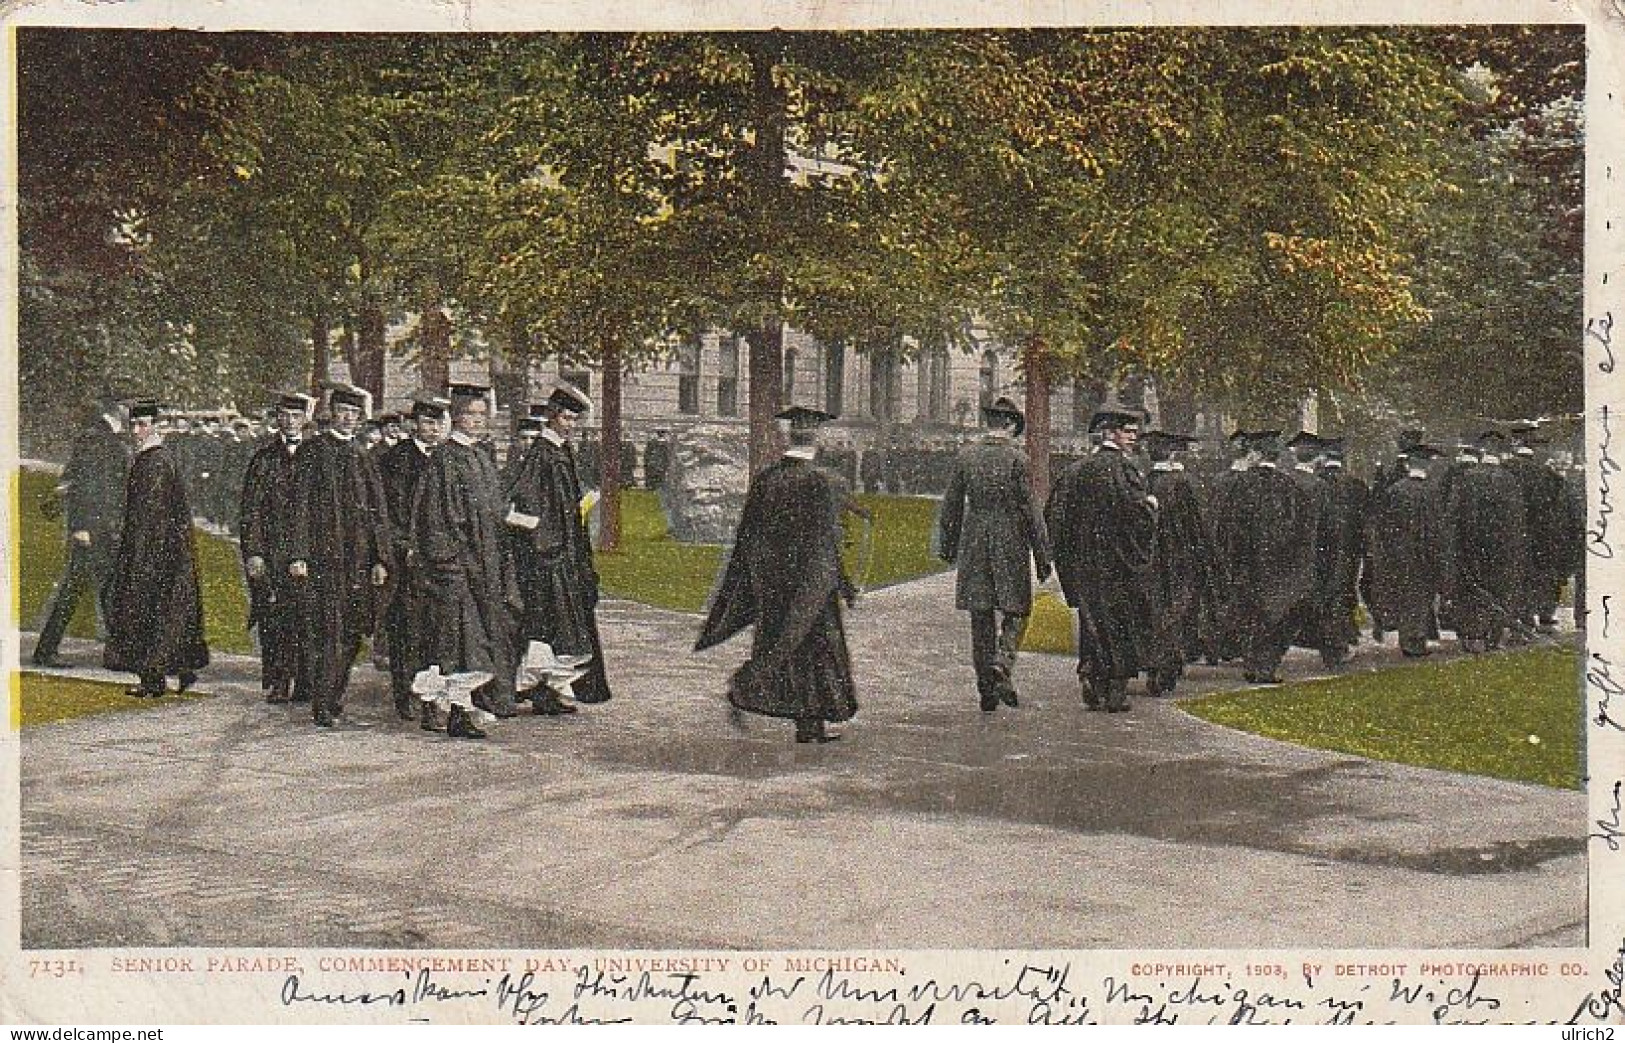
[1,0,1623,1026]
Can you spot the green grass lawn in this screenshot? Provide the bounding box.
[1183,647,1582,789]
[1022,590,1075,654]
[596,489,949,613]
[18,468,253,654]
[15,671,209,728]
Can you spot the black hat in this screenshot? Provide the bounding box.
[981,396,1026,436]
[517,416,545,435]
[775,405,836,430]
[1319,436,1346,454]
[1479,429,1510,448]
[1286,429,1322,450]
[1240,429,1283,451]
[1404,442,1444,460]
[1397,427,1425,452]
[324,382,372,414]
[376,411,403,427]
[276,392,316,416]
[1143,430,1199,449]
[1089,403,1144,434]
[127,400,163,421]
[538,381,592,417]
[449,381,491,401]
[409,392,451,420]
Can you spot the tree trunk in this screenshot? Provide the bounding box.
[309,309,330,396]
[1022,337,1053,504]
[354,298,387,403]
[419,303,452,392]
[598,334,624,553]
[746,322,785,473]
[743,33,789,475]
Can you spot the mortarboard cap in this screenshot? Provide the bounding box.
[517,416,545,435]
[1089,401,1144,434]
[324,382,372,415]
[1404,442,1444,460]
[409,392,452,420]
[538,381,593,417]
[127,399,163,422]
[1286,429,1322,450]
[276,392,317,418]
[980,396,1026,436]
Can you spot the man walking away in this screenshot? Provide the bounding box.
[937,396,1052,712]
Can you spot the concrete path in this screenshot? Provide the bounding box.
[16,571,1586,950]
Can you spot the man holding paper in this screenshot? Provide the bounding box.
[506,380,614,707]
[409,382,524,731]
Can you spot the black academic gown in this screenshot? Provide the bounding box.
[1366,470,1442,648]
[103,442,209,681]
[239,433,307,694]
[1505,454,1569,619]
[1199,464,1248,660]
[288,430,391,713]
[695,454,858,724]
[506,432,613,703]
[1214,463,1321,675]
[1146,463,1214,680]
[1441,461,1528,644]
[1045,446,1157,682]
[1317,467,1369,654]
[378,437,438,699]
[411,436,523,695]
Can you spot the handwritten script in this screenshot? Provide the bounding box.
[262,959,1625,1025]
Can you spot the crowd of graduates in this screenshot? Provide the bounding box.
[935,399,1587,716]
[29,384,1586,746]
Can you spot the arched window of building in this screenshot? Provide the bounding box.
[824,343,846,415]
[978,349,1000,410]
[677,339,701,415]
[716,338,740,417]
[917,345,950,421]
[869,346,901,422]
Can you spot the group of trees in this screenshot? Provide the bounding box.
[19,26,1584,542]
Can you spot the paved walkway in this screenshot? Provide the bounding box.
[16,572,1586,950]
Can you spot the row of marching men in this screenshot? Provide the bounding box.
[234,380,614,737]
[925,398,1583,717]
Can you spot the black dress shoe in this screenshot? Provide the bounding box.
[30,653,67,669]
[420,703,442,732]
[472,693,517,720]
[177,671,199,693]
[999,689,1019,708]
[979,693,1000,712]
[446,706,486,739]
[314,713,336,728]
[795,731,842,744]
[533,693,578,716]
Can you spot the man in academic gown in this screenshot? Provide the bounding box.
[1364,427,1424,642]
[937,397,1052,712]
[376,394,449,720]
[1213,430,1322,685]
[410,383,523,736]
[1045,404,1157,712]
[239,392,315,704]
[1366,443,1445,657]
[695,405,858,743]
[1283,431,1339,664]
[102,401,209,697]
[1316,437,1369,665]
[1505,424,1570,633]
[1198,430,1251,664]
[506,382,614,709]
[33,399,130,669]
[288,383,392,728]
[1440,431,1529,653]
[1142,430,1214,697]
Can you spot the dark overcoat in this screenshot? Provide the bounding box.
[1440,462,1528,639]
[1366,469,1442,638]
[937,438,1051,614]
[1214,464,1321,628]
